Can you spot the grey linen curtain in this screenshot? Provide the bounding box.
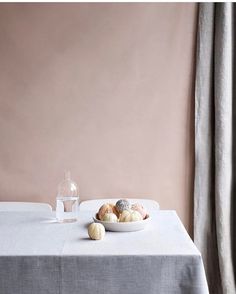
[194,3,236,294]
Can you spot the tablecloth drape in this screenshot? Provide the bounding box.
[0,211,208,294]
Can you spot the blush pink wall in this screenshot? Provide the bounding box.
[0,3,197,233]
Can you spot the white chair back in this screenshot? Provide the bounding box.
[80,198,159,211]
[0,202,52,212]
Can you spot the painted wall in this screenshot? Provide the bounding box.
[0,3,197,233]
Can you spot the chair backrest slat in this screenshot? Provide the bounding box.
[0,202,52,212]
[80,198,159,211]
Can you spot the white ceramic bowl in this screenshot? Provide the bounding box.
[93,214,150,232]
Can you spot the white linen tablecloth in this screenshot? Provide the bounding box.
[0,210,209,294]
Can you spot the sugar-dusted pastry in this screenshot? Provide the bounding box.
[88,223,105,240]
[102,212,118,222]
[131,203,147,219]
[119,209,142,222]
[98,203,118,220]
[115,199,130,214]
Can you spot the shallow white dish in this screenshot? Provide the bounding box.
[93,214,151,232]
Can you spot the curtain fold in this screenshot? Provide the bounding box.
[194,3,235,294]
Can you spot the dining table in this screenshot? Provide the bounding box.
[0,209,209,294]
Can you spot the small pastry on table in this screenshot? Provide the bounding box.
[88,223,105,240]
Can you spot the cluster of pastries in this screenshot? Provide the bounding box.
[97,199,148,223]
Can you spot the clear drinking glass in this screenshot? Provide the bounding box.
[56,171,79,223]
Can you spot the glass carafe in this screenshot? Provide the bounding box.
[56,171,79,223]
